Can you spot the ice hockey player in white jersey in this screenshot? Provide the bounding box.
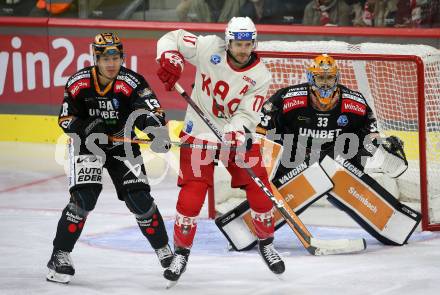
[156,17,285,286]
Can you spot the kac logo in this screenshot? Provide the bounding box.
[337,114,348,126]
[210,54,221,65]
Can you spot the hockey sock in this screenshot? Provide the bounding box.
[173,212,197,248]
[53,203,88,252]
[135,204,169,249]
[251,208,275,240]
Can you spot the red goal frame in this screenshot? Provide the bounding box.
[208,51,438,232]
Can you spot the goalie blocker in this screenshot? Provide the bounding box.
[216,150,421,250]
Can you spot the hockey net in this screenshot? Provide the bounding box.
[211,41,440,232]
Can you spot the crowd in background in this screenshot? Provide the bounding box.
[1,0,439,28]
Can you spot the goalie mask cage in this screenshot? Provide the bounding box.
[208,41,440,232]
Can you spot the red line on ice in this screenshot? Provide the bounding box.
[0,174,65,193]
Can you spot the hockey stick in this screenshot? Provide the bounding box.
[109,136,246,151]
[109,136,222,150]
[174,82,366,255]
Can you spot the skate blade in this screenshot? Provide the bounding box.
[166,280,178,289]
[46,269,72,284]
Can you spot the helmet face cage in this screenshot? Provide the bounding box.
[225,17,257,50]
[307,54,339,99]
[92,32,124,63]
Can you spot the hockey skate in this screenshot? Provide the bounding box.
[46,249,75,284]
[258,237,285,275]
[155,244,173,268]
[163,247,190,289]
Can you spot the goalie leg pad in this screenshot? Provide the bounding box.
[215,200,260,251]
[215,163,333,250]
[273,162,334,215]
[256,135,284,180]
[321,155,421,245]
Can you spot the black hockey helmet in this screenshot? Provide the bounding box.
[92,32,123,60]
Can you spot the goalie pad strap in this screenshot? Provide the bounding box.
[321,155,421,245]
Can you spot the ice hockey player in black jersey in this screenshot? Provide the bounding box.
[257,53,421,246]
[46,32,173,284]
[261,53,381,177]
[217,54,421,251]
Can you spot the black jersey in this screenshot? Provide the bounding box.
[58,66,164,139]
[259,83,378,177]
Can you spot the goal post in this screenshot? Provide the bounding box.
[209,41,440,232]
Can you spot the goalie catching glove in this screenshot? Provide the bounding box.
[157,50,184,91]
[365,135,408,178]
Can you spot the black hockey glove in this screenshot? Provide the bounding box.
[80,117,109,150]
[147,126,171,153]
[82,117,106,138]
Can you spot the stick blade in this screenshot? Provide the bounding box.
[310,238,367,255]
[166,280,178,289]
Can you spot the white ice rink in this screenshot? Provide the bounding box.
[1,142,439,295]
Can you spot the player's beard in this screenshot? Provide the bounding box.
[227,50,251,67]
[235,53,250,64]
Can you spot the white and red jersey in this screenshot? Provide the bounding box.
[157,29,271,141]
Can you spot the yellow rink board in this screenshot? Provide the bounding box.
[0,114,184,144]
[1,114,439,162]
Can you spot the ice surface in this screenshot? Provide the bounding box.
[0,142,439,295]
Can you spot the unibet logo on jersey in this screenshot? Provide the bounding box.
[89,99,119,121]
[299,127,342,139]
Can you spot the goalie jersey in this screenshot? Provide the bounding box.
[259,83,379,185]
[157,29,271,141]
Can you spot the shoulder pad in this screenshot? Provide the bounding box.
[340,85,366,105]
[66,67,91,88]
[281,84,308,99]
[281,84,308,112]
[66,67,92,98]
[117,67,142,89]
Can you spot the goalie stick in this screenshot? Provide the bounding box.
[173,82,366,255]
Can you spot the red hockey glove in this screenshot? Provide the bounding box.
[157,50,184,91]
